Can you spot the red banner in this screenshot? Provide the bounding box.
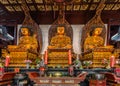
[44,50,48,64]
[68,50,72,65]
[5,55,10,67]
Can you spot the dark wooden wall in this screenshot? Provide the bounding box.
[0,10,120,25]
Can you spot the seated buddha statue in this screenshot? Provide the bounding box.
[84,27,104,52]
[17,27,38,52]
[48,27,72,49]
[8,27,38,53]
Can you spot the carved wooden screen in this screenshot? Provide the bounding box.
[48,11,73,44]
[81,0,106,52]
[20,0,42,53]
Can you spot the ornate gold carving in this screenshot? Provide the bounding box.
[73,5,80,10]
[112,4,120,10]
[80,5,88,10]
[35,0,43,3]
[13,6,22,11]
[0,0,9,4]
[90,4,97,10]
[37,5,45,11]
[9,0,17,4]
[5,6,14,11]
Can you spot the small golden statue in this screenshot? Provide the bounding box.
[48,27,72,49]
[84,27,104,52]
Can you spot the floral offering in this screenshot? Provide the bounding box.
[83,60,92,68]
[24,60,32,63]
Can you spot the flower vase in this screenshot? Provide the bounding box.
[26,63,30,69]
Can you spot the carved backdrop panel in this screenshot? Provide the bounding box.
[20,0,43,53]
[48,11,73,45]
[81,0,106,52]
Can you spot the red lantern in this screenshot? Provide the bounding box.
[44,50,48,64]
[5,55,10,67]
[68,50,72,65]
[110,55,115,68]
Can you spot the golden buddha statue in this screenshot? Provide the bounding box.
[17,27,38,52]
[48,27,72,49]
[8,27,38,53]
[84,27,104,52]
[5,27,38,67]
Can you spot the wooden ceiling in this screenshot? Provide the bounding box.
[0,0,120,24]
[1,0,120,12]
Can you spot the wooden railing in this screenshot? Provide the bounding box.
[0,72,16,85]
[104,72,120,85]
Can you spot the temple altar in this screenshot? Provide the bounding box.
[1,0,120,86]
[1,27,39,68]
[2,46,37,68]
[82,46,116,68]
[46,25,73,68]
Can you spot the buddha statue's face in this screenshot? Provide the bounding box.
[21,28,29,36]
[57,27,65,35]
[94,27,102,36]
